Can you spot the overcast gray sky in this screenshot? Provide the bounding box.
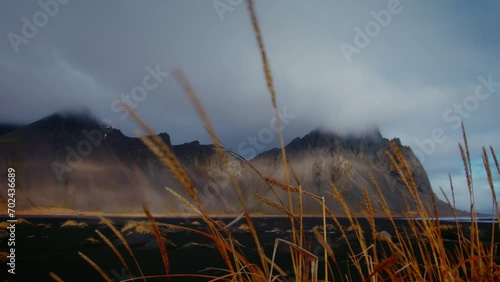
[1,0,499,213]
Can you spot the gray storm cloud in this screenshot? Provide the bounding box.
[0,0,499,212]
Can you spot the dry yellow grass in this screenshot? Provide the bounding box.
[75,83,500,282]
[17,218,33,225]
[99,216,146,282]
[120,220,152,234]
[0,218,33,228]
[69,1,500,281]
[143,204,170,280]
[238,223,251,231]
[78,251,112,282]
[49,272,64,282]
[95,229,133,280]
[60,220,88,228]
[84,236,100,245]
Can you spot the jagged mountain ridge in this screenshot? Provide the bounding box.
[263,128,432,194]
[251,128,440,213]
[0,112,446,214]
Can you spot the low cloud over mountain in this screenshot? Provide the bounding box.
[0,112,448,215]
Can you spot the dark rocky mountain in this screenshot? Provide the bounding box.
[251,128,444,213]
[0,112,447,215]
[0,124,21,136]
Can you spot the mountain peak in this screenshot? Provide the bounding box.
[34,110,102,132]
[0,112,441,214]
[158,132,171,145]
[284,126,384,155]
[309,125,383,140]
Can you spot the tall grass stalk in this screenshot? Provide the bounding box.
[69,3,500,282]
